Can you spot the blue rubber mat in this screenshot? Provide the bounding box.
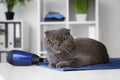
[37,58,120,71]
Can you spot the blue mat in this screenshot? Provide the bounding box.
[37,58,120,71]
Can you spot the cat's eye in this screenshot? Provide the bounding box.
[50,39,56,43]
[62,38,67,42]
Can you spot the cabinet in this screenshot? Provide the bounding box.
[38,0,99,56]
[0,20,29,52]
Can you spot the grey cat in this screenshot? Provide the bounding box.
[44,28,109,68]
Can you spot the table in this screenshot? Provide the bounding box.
[0,63,120,80]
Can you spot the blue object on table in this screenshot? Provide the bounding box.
[7,50,43,66]
[37,58,120,71]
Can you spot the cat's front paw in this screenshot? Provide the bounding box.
[56,61,69,68]
[49,63,56,68]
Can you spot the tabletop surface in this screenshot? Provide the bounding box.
[0,63,120,80]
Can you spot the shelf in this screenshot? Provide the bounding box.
[39,0,99,55]
[69,21,96,24]
[69,24,96,39]
[40,22,66,25]
[40,21,96,25]
[69,0,95,21]
[40,0,67,22]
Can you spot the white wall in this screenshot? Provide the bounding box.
[99,0,120,57]
[0,0,39,54]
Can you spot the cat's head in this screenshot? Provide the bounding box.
[44,28,74,54]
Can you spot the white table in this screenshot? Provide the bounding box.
[0,63,120,80]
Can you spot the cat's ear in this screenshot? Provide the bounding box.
[45,31,50,36]
[63,28,70,35]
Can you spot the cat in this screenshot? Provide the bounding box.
[44,28,109,68]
